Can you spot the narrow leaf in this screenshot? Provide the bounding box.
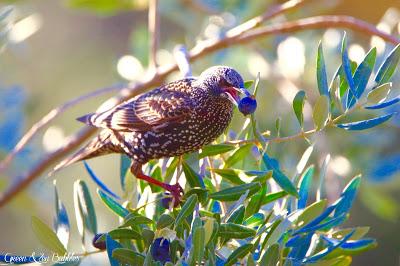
[336,113,395,130]
[317,41,329,96]
[375,43,400,85]
[54,184,70,249]
[224,143,253,168]
[199,144,236,158]
[346,47,376,109]
[175,194,198,227]
[292,90,307,128]
[298,165,314,209]
[334,175,362,218]
[31,216,67,255]
[211,168,245,185]
[182,161,205,188]
[225,244,253,266]
[209,182,261,201]
[106,234,122,266]
[112,248,145,265]
[84,161,120,199]
[98,189,129,218]
[74,180,97,235]
[120,154,131,190]
[365,95,400,109]
[259,243,279,266]
[313,95,330,130]
[218,223,256,239]
[341,33,356,97]
[190,226,205,266]
[367,82,392,104]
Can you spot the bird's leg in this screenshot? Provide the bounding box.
[130,163,183,206]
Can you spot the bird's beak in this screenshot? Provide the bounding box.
[223,86,250,106]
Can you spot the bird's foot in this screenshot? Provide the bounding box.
[164,183,184,207]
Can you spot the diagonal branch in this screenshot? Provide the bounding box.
[0,14,399,207]
[0,84,124,172]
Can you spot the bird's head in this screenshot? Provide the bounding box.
[196,66,250,106]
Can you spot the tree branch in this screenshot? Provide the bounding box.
[0,84,124,172]
[0,12,398,207]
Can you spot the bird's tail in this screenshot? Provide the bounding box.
[50,130,118,176]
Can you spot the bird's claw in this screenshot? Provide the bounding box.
[165,183,184,207]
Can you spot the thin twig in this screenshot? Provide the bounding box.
[148,0,160,71]
[0,84,124,172]
[0,12,398,207]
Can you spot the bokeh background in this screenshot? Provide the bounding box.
[0,0,399,265]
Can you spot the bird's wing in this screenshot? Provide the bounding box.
[77,79,195,132]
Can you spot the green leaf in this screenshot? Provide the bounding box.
[375,43,400,85]
[225,244,253,266]
[73,180,97,237]
[367,82,392,104]
[346,47,376,109]
[54,183,70,249]
[336,113,395,130]
[108,228,141,240]
[112,248,145,265]
[218,223,256,239]
[331,227,370,240]
[293,199,327,228]
[199,144,236,159]
[156,214,175,230]
[226,205,245,224]
[317,41,329,96]
[120,154,131,190]
[259,243,279,266]
[211,168,245,185]
[297,165,314,209]
[224,143,253,168]
[182,161,204,188]
[190,226,205,266]
[142,229,155,249]
[261,191,288,205]
[341,33,356,97]
[330,76,343,112]
[244,80,254,89]
[98,189,129,218]
[292,90,307,128]
[175,194,198,227]
[312,95,330,130]
[204,218,215,244]
[31,216,67,255]
[121,213,154,227]
[209,182,261,201]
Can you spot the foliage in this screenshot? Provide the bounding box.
[28,40,400,265]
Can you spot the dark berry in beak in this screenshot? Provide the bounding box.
[238,96,257,115]
[92,233,106,250]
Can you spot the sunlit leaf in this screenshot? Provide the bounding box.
[365,95,400,109]
[292,90,307,128]
[190,226,205,266]
[341,33,356,97]
[225,244,253,266]
[286,233,313,262]
[218,223,256,239]
[211,168,245,185]
[317,41,329,96]
[84,161,120,199]
[106,234,122,266]
[367,82,392,104]
[121,213,154,227]
[209,182,261,201]
[346,47,376,109]
[113,248,145,265]
[54,184,70,249]
[297,165,314,209]
[31,216,67,255]
[375,43,400,85]
[226,205,245,224]
[120,154,131,190]
[294,200,327,229]
[224,143,253,168]
[336,113,395,130]
[74,180,97,237]
[312,95,330,130]
[98,189,129,218]
[175,194,198,227]
[199,144,235,159]
[182,161,205,188]
[259,243,279,266]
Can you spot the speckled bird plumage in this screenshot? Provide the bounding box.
[53,66,248,203]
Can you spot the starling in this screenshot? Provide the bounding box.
[53,66,251,204]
